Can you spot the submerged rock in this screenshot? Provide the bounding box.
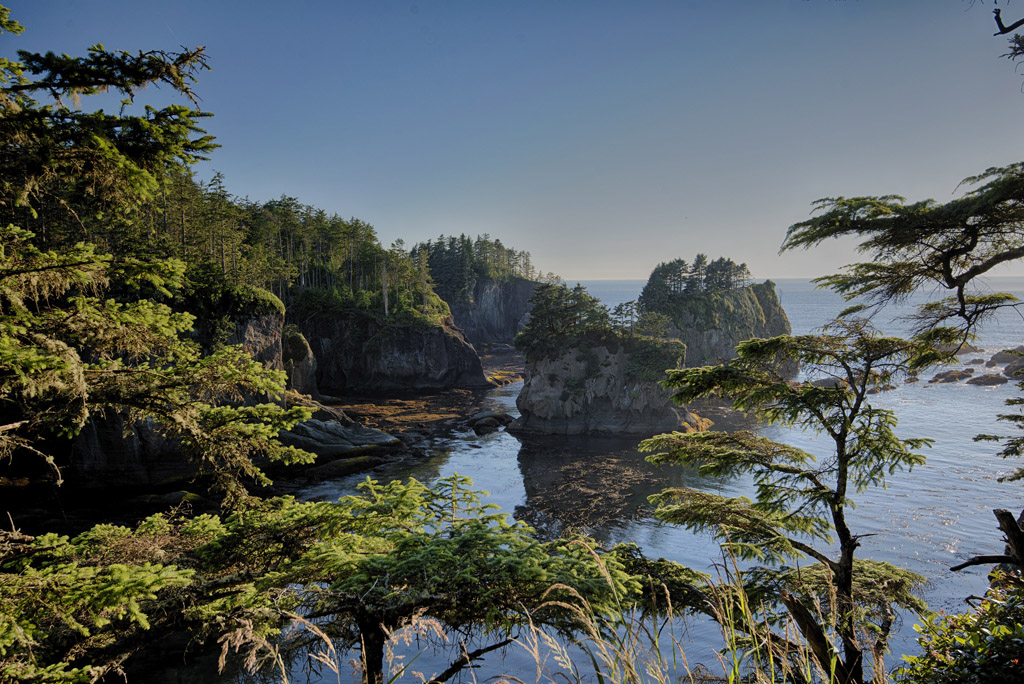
[989,346,1024,365]
[929,369,974,383]
[462,411,515,435]
[1004,357,1024,380]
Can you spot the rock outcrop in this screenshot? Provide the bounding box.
[69,294,289,489]
[70,414,191,489]
[930,369,975,383]
[447,277,537,346]
[989,346,1024,365]
[188,285,288,371]
[277,419,401,459]
[283,325,321,400]
[67,293,410,490]
[301,313,492,393]
[967,373,1009,386]
[663,281,791,366]
[510,343,710,436]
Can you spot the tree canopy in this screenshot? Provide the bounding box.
[410,233,538,306]
[638,255,752,316]
[514,282,614,361]
[781,164,1024,343]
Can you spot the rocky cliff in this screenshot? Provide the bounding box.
[664,281,791,366]
[447,277,536,346]
[67,294,406,490]
[510,341,709,436]
[69,298,290,489]
[300,312,492,393]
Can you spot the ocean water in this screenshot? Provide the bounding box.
[287,277,1024,681]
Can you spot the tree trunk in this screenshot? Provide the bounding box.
[357,618,386,684]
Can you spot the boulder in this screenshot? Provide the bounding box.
[1004,357,1024,379]
[989,346,1024,365]
[936,342,981,355]
[929,369,974,383]
[811,377,848,389]
[278,419,401,460]
[463,411,515,435]
[967,374,1010,386]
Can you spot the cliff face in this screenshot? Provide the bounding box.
[667,281,791,366]
[447,277,536,346]
[301,313,492,393]
[510,343,709,436]
[69,310,287,489]
[283,325,320,400]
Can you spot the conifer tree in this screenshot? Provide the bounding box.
[642,320,931,684]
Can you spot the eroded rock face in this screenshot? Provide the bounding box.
[448,277,537,346]
[284,326,320,400]
[666,281,792,367]
[69,310,288,489]
[302,314,492,393]
[192,311,284,371]
[510,345,709,436]
[70,414,191,489]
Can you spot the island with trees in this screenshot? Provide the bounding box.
[510,281,708,435]
[511,258,790,435]
[638,255,792,366]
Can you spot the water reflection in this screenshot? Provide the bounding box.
[514,433,735,542]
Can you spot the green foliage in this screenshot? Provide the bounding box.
[0,476,656,684]
[623,336,685,383]
[780,164,1024,338]
[642,319,932,684]
[410,233,537,305]
[898,580,1024,684]
[0,24,216,244]
[638,255,752,314]
[0,519,195,683]
[0,227,313,500]
[184,263,285,318]
[773,158,1024,683]
[515,282,614,362]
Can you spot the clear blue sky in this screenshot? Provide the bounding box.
[7,1,1024,279]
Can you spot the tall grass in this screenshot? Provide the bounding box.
[266,548,858,684]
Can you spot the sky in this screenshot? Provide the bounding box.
[7,0,1024,280]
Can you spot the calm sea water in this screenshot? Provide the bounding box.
[289,277,1024,681]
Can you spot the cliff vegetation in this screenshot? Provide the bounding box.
[512,283,704,435]
[638,255,792,366]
